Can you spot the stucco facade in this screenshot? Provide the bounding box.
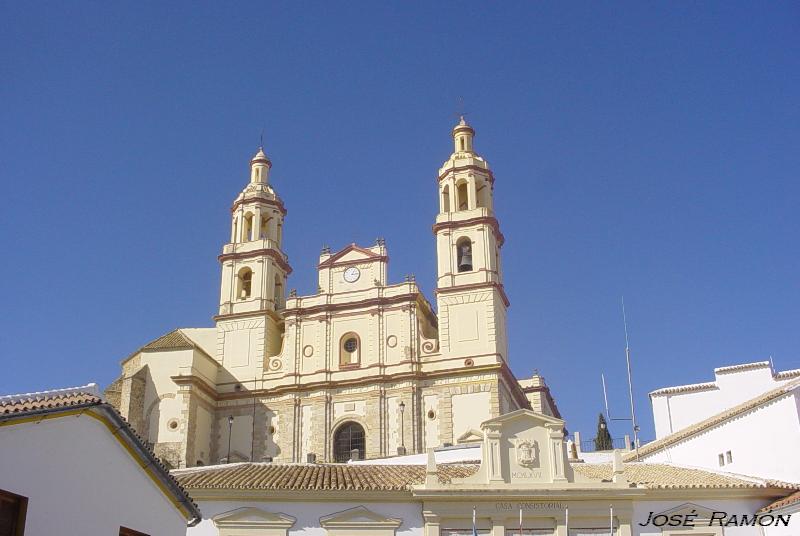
[108,119,554,468]
[174,409,797,536]
[639,362,800,482]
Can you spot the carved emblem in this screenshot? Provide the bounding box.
[515,438,537,468]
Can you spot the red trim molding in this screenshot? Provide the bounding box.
[438,164,495,184]
[436,282,510,307]
[218,248,293,274]
[231,195,287,215]
[432,216,505,246]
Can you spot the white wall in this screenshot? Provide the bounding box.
[188,500,423,536]
[0,414,188,536]
[652,366,796,438]
[632,498,783,536]
[643,394,800,482]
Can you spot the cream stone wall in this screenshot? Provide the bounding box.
[110,121,539,468]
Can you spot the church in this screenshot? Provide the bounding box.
[105,117,559,469]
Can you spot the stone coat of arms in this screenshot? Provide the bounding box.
[514,438,537,468]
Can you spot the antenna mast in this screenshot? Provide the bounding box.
[622,297,640,460]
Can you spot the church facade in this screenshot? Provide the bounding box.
[106,118,558,469]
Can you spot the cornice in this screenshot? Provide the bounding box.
[215,363,506,401]
[438,164,495,185]
[283,292,420,317]
[231,195,287,215]
[432,216,505,246]
[436,282,510,308]
[218,247,293,274]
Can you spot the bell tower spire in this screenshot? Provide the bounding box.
[433,117,509,366]
[218,146,291,318]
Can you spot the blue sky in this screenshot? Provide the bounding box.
[1,2,798,441]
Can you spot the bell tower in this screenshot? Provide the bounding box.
[218,147,291,317]
[434,117,509,365]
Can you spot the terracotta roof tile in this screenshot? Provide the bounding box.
[649,381,717,396]
[141,329,197,351]
[572,463,795,490]
[0,391,102,415]
[627,378,800,461]
[174,462,479,491]
[760,490,800,512]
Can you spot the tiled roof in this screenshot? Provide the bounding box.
[573,463,794,490]
[0,386,201,523]
[649,381,717,397]
[627,378,800,461]
[174,462,479,491]
[775,369,800,380]
[0,386,102,414]
[760,490,800,512]
[141,329,197,351]
[714,361,771,374]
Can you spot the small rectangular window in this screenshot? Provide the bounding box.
[726,450,733,463]
[718,453,725,466]
[0,488,28,536]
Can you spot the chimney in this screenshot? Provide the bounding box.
[350,448,360,461]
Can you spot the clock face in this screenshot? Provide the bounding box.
[343,266,361,283]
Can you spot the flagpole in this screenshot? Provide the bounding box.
[609,505,614,536]
[472,506,477,536]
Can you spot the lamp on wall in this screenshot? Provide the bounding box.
[226,415,234,464]
[398,401,406,456]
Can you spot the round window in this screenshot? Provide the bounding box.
[167,419,179,430]
[427,410,436,420]
[344,338,358,353]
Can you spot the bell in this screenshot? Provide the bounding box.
[458,246,473,272]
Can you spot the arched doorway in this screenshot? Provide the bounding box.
[333,421,365,462]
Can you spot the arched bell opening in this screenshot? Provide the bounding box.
[456,237,473,273]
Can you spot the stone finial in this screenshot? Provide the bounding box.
[425,448,438,486]
[612,450,625,483]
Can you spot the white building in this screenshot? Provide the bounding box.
[0,384,201,536]
[172,409,797,536]
[631,361,800,482]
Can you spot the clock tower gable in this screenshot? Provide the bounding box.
[317,241,388,293]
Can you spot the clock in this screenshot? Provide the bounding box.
[343,266,361,283]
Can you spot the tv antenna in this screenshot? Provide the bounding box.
[601,297,641,460]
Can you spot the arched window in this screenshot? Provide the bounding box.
[237,268,253,299]
[456,181,469,211]
[339,333,360,367]
[259,216,270,240]
[475,180,490,209]
[441,185,451,213]
[456,238,473,272]
[243,213,254,242]
[333,421,365,462]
